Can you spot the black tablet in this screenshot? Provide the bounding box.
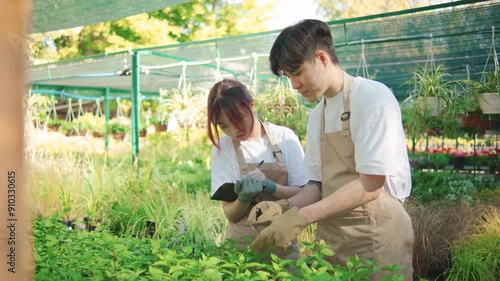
[211,182,238,201]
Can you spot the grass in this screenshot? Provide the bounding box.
[446,207,500,281]
[405,198,493,280]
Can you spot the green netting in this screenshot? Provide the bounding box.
[29,0,500,101]
[33,0,191,33]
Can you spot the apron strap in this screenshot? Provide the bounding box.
[341,72,354,132]
[321,71,355,135]
[232,121,286,166]
[232,138,245,165]
[262,122,285,163]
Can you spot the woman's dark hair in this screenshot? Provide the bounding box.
[207,79,255,149]
[269,19,339,76]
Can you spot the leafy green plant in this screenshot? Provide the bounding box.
[446,207,500,281]
[255,80,313,141]
[410,170,489,204]
[470,68,500,95]
[34,216,405,281]
[149,116,165,125]
[402,65,460,139]
[466,68,500,114]
[106,118,130,134]
[47,118,66,127]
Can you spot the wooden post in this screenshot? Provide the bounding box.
[0,0,32,280]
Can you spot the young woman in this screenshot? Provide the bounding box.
[207,79,307,259]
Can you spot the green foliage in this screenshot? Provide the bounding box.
[47,118,66,127]
[402,64,462,139]
[446,207,500,281]
[446,233,500,281]
[470,68,500,95]
[76,112,106,133]
[255,81,314,141]
[106,118,130,134]
[29,0,273,63]
[148,0,272,43]
[428,153,450,169]
[34,217,404,280]
[405,65,454,99]
[410,170,497,204]
[401,99,439,140]
[316,0,422,20]
[161,86,207,130]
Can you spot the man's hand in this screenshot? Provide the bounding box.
[248,199,294,230]
[248,201,282,231]
[246,170,277,194]
[235,176,263,203]
[251,207,309,251]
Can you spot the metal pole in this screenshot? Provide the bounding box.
[132,52,141,163]
[105,88,110,151]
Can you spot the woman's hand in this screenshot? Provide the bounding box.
[235,176,263,203]
[246,171,277,195]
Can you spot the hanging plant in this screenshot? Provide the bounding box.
[255,79,312,141]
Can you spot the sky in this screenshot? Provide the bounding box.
[259,0,324,30]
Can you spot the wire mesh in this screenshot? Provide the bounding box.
[29,0,500,101]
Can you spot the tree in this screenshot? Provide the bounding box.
[29,0,275,64]
[316,0,454,21]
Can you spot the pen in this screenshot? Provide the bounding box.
[254,160,264,171]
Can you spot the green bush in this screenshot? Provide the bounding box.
[410,170,497,204]
[34,216,405,280]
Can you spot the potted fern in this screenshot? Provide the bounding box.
[469,68,500,114]
[402,64,456,140]
[404,64,454,117]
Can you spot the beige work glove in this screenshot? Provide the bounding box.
[250,206,309,251]
[248,199,294,231]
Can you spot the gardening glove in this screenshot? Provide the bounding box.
[251,206,309,251]
[246,170,277,195]
[247,201,282,231]
[235,176,263,203]
[248,199,294,229]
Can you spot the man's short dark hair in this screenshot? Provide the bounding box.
[269,19,339,77]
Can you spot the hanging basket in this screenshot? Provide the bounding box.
[92,131,104,138]
[418,96,443,116]
[112,132,126,140]
[478,93,500,114]
[154,124,167,132]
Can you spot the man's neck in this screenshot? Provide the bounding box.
[324,67,344,99]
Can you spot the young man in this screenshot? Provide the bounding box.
[249,19,414,279]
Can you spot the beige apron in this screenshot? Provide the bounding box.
[315,72,413,280]
[223,122,301,259]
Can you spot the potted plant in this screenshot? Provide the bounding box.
[440,92,464,140]
[150,116,167,132]
[46,118,66,132]
[468,67,500,114]
[60,120,76,136]
[404,64,454,117]
[106,118,130,140]
[75,112,105,137]
[139,119,148,137]
[402,97,440,142]
[402,65,458,142]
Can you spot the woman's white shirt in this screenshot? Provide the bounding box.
[211,123,308,196]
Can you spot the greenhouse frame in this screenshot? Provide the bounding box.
[27,0,500,158]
